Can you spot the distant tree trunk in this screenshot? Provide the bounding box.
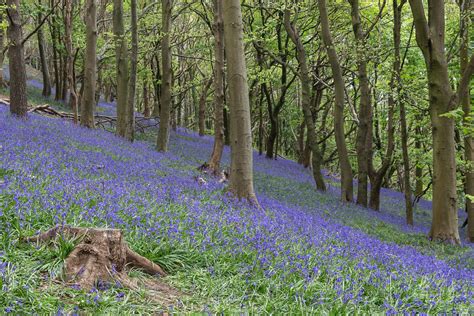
[393,0,413,224]
[349,0,372,207]
[113,0,131,140]
[318,0,352,199]
[223,0,258,203]
[64,0,78,122]
[460,0,474,242]
[6,0,28,117]
[199,79,212,136]
[206,2,226,172]
[0,10,6,88]
[80,0,97,129]
[143,84,151,118]
[408,0,474,244]
[157,0,172,152]
[284,9,326,191]
[48,2,61,100]
[127,0,138,140]
[37,0,51,97]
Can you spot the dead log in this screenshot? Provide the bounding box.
[23,226,169,292]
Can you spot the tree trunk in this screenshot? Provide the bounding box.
[48,2,61,101]
[393,0,413,224]
[317,0,352,200]
[127,0,138,141]
[284,9,326,191]
[113,0,131,140]
[143,84,151,118]
[37,0,51,97]
[64,0,78,122]
[0,10,5,88]
[206,0,225,174]
[199,79,212,136]
[223,0,258,203]
[157,0,172,152]
[80,0,97,129]
[460,0,474,242]
[349,0,372,207]
[6,0,28,118]
[409,0,461,244]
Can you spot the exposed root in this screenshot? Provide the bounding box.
[23,225,178,303]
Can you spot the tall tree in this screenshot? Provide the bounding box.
[6,0,28,117]
[205,0,225,174]
[37,0,51,97]
[0,7,4,88]
[113,0,131,140]
[408,0,474,244]
[223,0,258,203]
[284,7,326,191]
[394,0,413,224]
[460,0,473,242]
[317,0,353,200]
[348,0,373,207]
[64,0,78,122]
[127,0,138,140]
[80,0,97,128]
[157,0,172,151]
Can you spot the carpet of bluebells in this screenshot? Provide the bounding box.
[0,98,473,314]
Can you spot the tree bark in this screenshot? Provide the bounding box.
[409,0,461,244]
[199,78,212,136]
[349,0,372,207]
[80,0,97,129]
[113,0,131,140]
[37,0,51,97]
[6,0,28,118]
[460,0,474,242]
[64,0,78,122]
[157,0,172,152]
[317,0,352,200]
[223,0,258,203]
[206,0,225,174]
[127,0,138,141]
[284,9,326,191]
[0,9,5,88]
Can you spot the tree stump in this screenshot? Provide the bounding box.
[23,225,178,302]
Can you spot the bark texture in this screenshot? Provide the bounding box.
[37,0,52,97]
[113,0,131,140]
[6,0,28,118]
[409,0,464,244]
[284,9,326,191]
[205,0,226,174]
[126,0,138,141]
[223,0,258,203]
[80,0,97,129]
[157,0,172,152]
[64,0,78,123]
[199,79,212,136]
[317,0,353,200]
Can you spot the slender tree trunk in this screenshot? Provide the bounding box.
[349,0,372,207]
[80,0,97,129]
[409,0,465,244]
[48,3,61,100]
[223,0,258,203]
[157,0,172,151]
[318,0,352,200]
[6,0,28,117]
[0,9,5,88]
[37,0,51,97]
[392,0,413,224]
[64,0,78,122]
[460,0,474,242]
[143,84,151,118]
[126,0,138,141]
[113,0,130,139]
[284,9,326,191]
[199,79,212,136]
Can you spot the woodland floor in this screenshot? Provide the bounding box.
[0,70,473,314]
